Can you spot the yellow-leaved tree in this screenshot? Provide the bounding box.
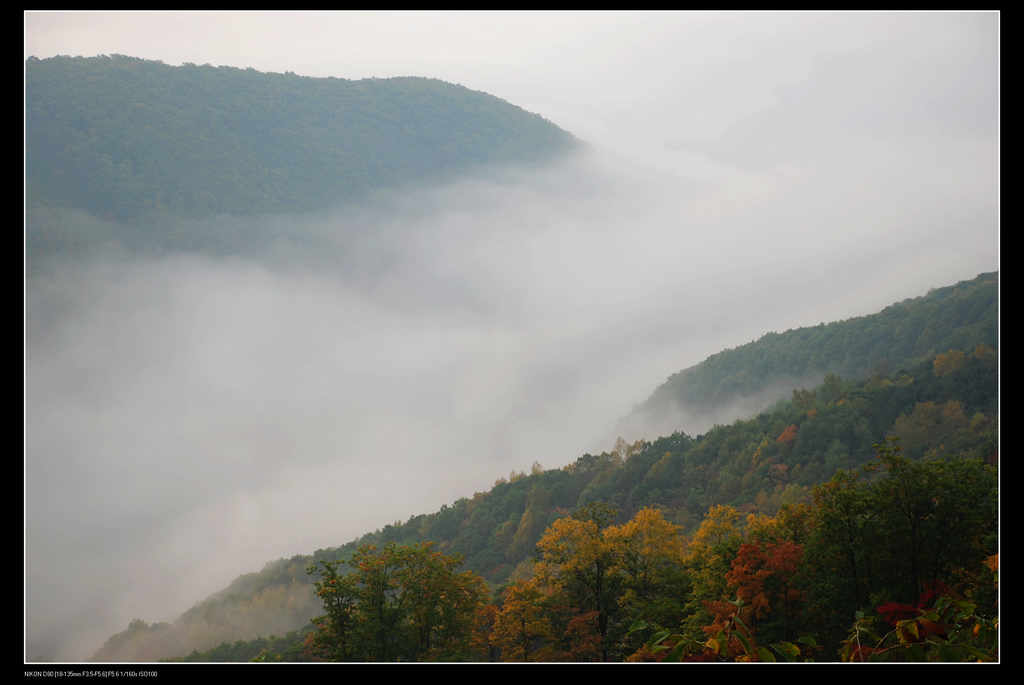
[533,506,620,661]
[605,508,689,639]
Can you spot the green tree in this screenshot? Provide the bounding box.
[803,440,997,655]
[306,542,488,661]
[305,557,358,660]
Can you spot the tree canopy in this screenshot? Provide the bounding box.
[632,272,997,434]
[26,55,578,224]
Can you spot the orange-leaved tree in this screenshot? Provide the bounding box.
[725,539,804,642]
[490,577,558,662]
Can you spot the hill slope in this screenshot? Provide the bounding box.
[622,271,998,438]
[91,274,998,661]
[25,55,578,224]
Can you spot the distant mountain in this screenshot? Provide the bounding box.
[622,271,998,438]
[25,54,578,224]
[91,273,998,662]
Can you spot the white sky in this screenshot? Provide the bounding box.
[25,10,998,662]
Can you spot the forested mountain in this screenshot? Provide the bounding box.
[623,271,998,438]
[25,55,577,257]
[92,274,998,662]
[30,54,996,665]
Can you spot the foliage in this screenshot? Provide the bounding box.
[840,576,998,662]
[629,598,816,662]
[305,542,488,661]
[803,440,997,653]
[26,55,577,227]
[635,272,997,432]
[606,508,689,635]
[489,578,559,661]
[725,539,804,641]
[678,505,744,639]
[933,349,968,377]
[533,510,623,660]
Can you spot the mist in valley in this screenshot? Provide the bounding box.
[25,11,997,661]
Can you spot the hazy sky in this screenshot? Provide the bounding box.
[25,10,998,662]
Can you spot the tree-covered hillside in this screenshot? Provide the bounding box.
[626,272,997,436]
[25,55,577,223]
[93,327,997,661]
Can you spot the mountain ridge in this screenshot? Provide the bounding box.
[621,271,998,439]
[26,54,579,225]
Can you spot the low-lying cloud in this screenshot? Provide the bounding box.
[27,117,996,662]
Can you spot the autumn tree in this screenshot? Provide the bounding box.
[776,424,798,446]
[522,505,693,661]
[469,603,500,661]
[490,578,557,661]
[725,539,804,642]
[604,508,689,640]
[533,506,623,661]
[680,505,745,642]
[933,349,967,377]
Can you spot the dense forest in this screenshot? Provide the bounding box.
[626,271,998,437]
[25,55,577,259]
[93,273,998,661]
